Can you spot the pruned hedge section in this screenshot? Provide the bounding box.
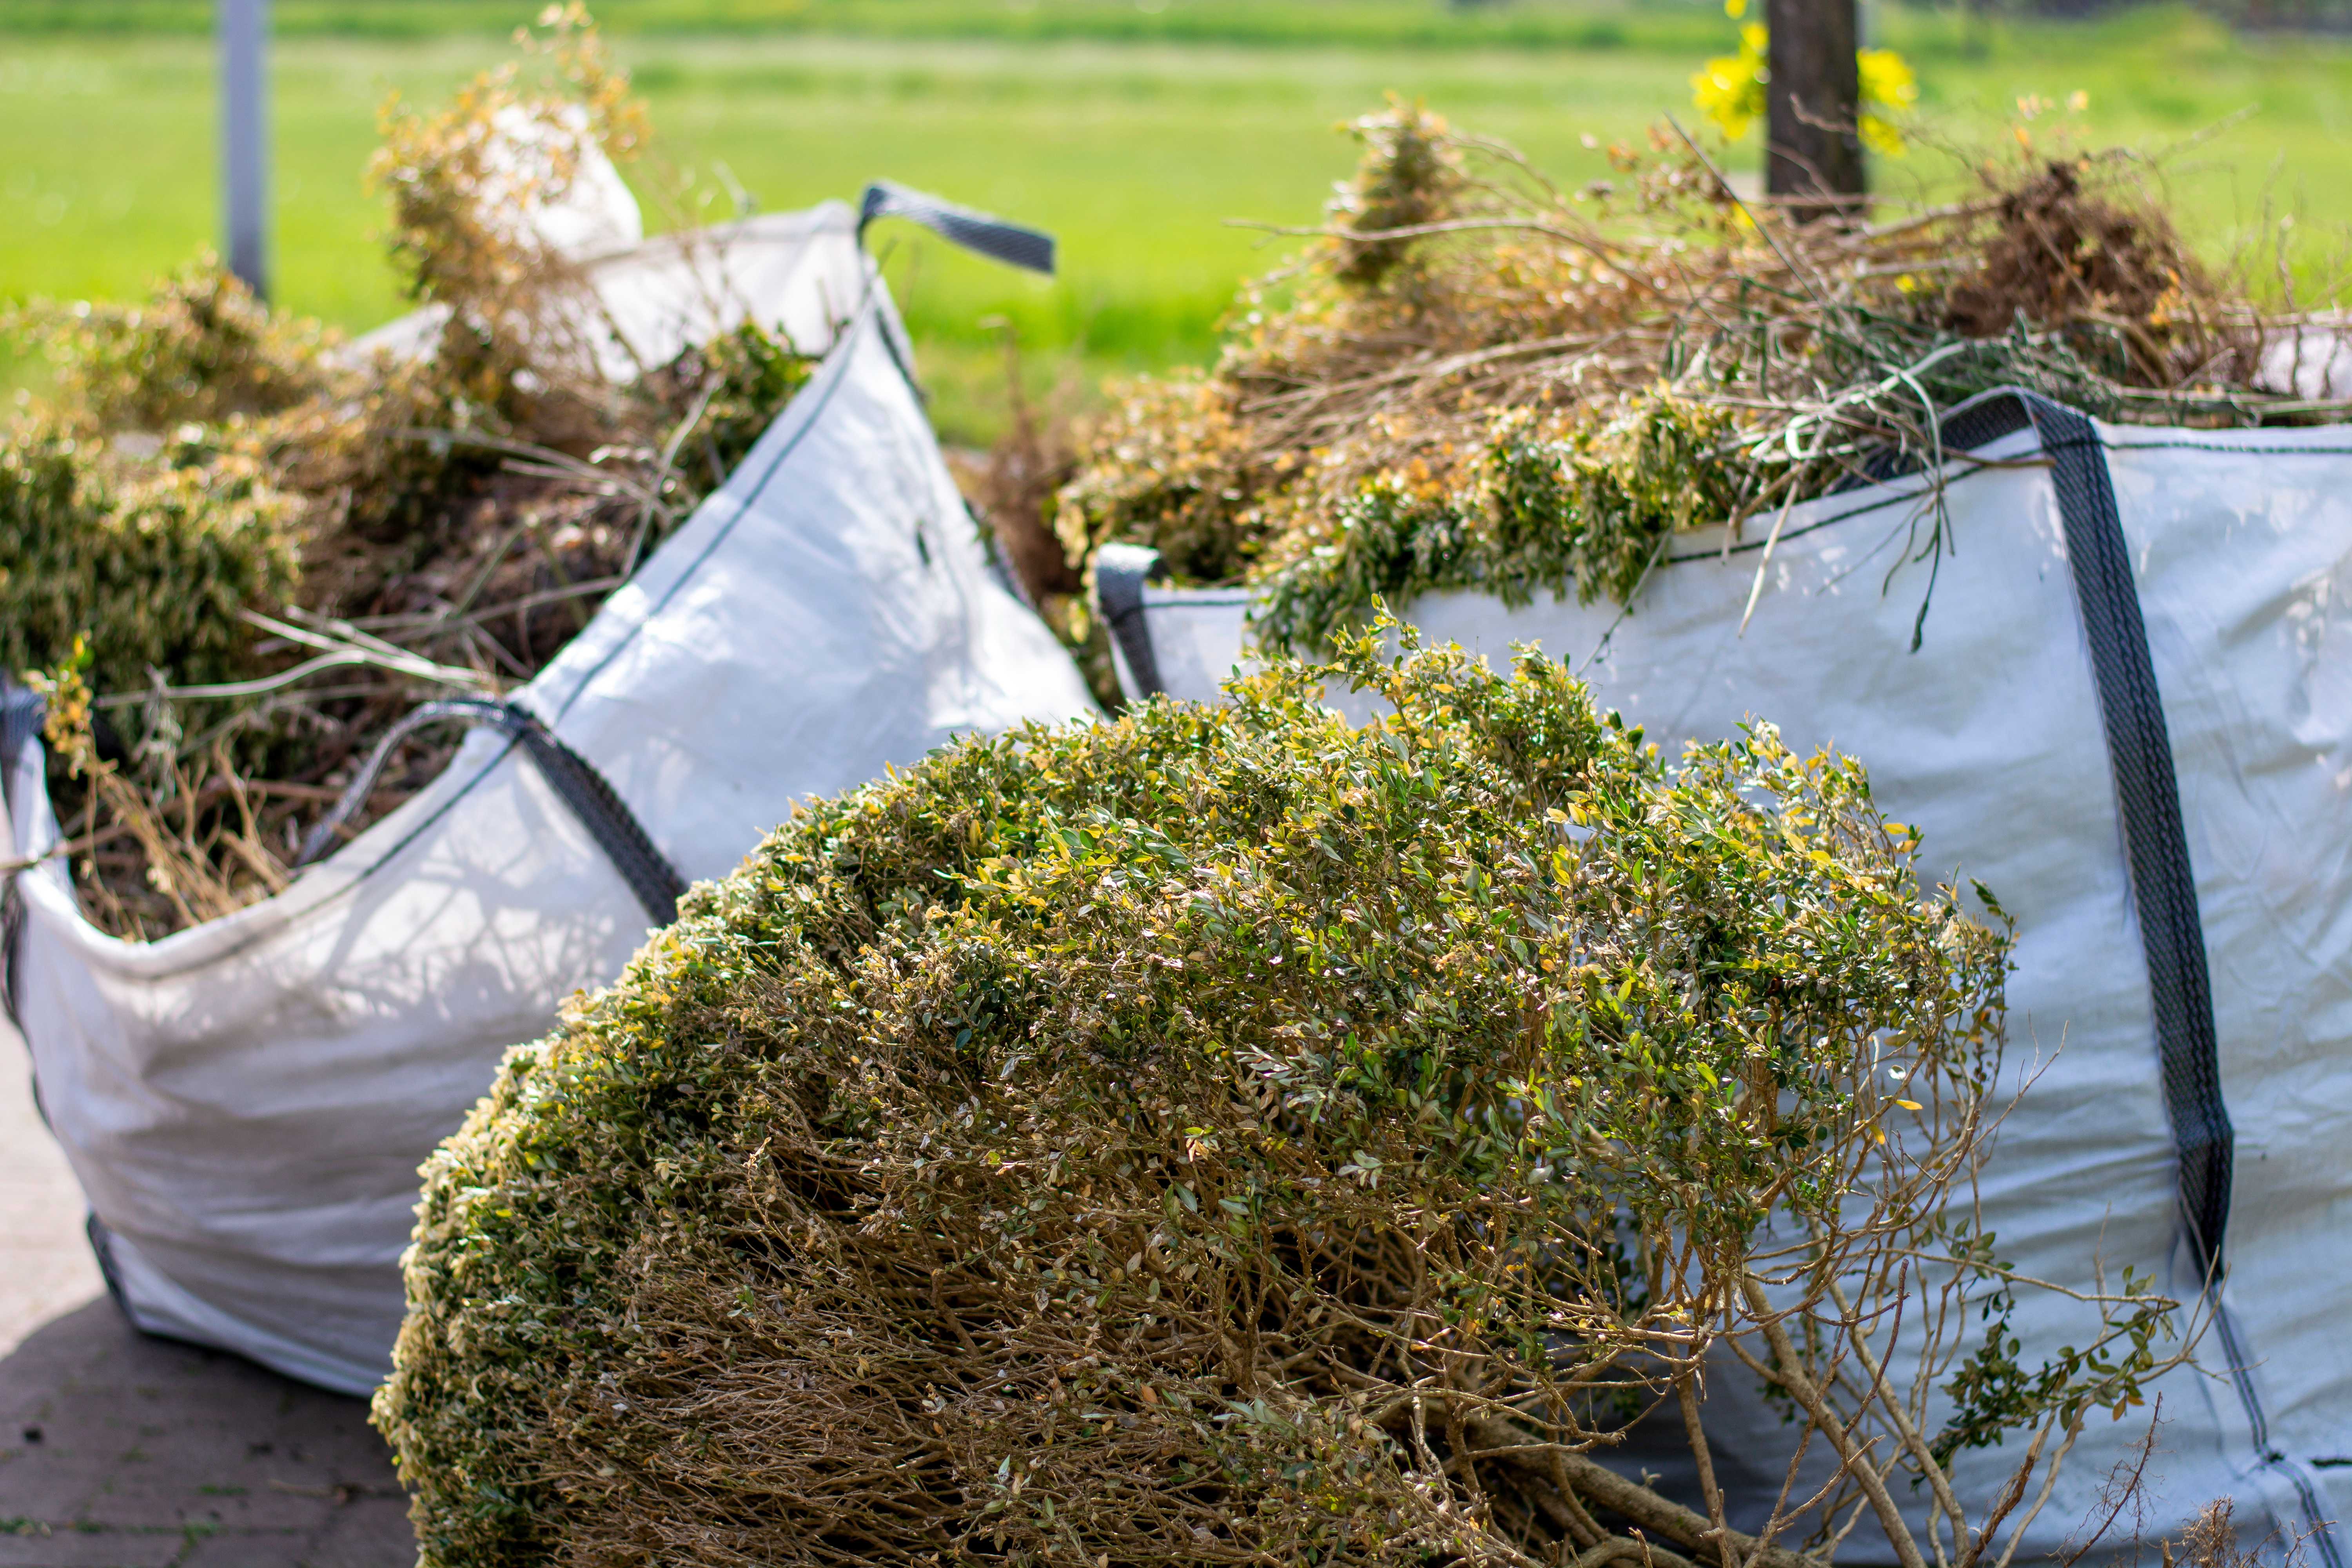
[374,632,2020,1568]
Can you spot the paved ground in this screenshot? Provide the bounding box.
[0,1033,416,1568]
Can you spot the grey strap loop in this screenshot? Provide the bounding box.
[857,181,1056,276]
[298,699,686,926]
[296,701,492,867]
[0,685,683,929]
[1094,543,1167,700]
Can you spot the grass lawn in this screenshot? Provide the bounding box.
[3,2,2350,440]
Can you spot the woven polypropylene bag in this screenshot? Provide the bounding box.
[1107,411,2352,1564]
[1,218,1094,1395]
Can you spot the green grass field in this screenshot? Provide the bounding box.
[3,1,2350,439]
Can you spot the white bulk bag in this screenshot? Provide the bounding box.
[0,261,1096,1397]
[1100,394,2352,1563]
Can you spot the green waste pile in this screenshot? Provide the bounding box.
[1045,105,2347,657]
[1,7,812,939]
[376,632,2175,1567]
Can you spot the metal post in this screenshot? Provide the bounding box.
[220,0,269,301]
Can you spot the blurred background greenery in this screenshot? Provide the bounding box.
[3,0,2349,441]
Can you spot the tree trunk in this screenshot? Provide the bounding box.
[1764,0,1864,222]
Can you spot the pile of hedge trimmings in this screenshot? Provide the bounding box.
[1044,109,2327,660]
[375,631,2005,1568]
[1,11,813,940]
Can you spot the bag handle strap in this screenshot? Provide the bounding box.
[1093,543,1168,701]
[1945,388,2232,1284]
[295,698,686,925]
[857,181,1056,276]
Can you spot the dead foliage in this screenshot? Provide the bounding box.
[949,328,1088,612]
[947,325,1125,704]
[2158,1497,2331,1568]
[1941,158,2243,386]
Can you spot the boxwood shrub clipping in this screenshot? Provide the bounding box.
[376,630,2178,1568]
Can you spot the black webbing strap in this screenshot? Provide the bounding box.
[508,715,686,926]
[1093,543,1167,700]
[857,181,1056,276]
[296,698,685,926]
[1942,390,2234,1284]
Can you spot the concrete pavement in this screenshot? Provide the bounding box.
[0,1034,416,1568]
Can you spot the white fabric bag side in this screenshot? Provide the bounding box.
[2,280,1096,1397]
[2105,430,2352,1551]
[1118,423,2352,1557]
